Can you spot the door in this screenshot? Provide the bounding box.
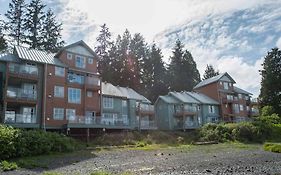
[22,107,36,123]
[23,83,36,99]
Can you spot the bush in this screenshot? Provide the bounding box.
[0,125,80,160]
[264,143,281,153]
[0,160,18,171]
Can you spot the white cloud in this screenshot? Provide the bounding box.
[277,37,281,48]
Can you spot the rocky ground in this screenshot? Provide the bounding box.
[3,143,281,175]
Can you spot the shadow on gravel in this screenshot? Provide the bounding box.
[13,149,97,173]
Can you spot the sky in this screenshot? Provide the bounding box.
[1,0,281,97]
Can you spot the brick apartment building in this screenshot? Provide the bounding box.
[194,72,257,122]
[0,40,101,132]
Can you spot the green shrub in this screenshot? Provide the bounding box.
[232,122,259,142]
[0,160,18,171]
[91,171,112,175]
[0,124,79,160]
[264,143,281,153]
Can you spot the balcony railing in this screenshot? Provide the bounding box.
[4,113,37,124]
[68,116,129,126]
[137,104,154,114]
[140,120,157,129]
[8,63,38,76]
[175,105,197,115]
[7,87,37,100]
[85,76,100,86]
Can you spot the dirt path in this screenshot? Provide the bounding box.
[3,143,281,175]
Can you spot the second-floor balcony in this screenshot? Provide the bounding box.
[174,105,197,116]
[8,63,38,79]
[85,76,101,90]
[7,87,37,101]
[4,112,37,124]
[137,104,155,115]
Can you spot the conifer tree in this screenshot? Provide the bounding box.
[41,9,64,52]
[0,19,7,52]
[168,40,200,91]
[95,24,113,79]
[24,0,46,48]
[5,0,26,45]
[203,64,219,80]
[259,48,281,115]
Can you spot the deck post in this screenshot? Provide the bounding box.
[86,128,90,143]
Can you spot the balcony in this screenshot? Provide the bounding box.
[8,63,38,80]
[222,96,238,104]
[67,115,130,128]
[174,105,197,116]
[249,109,259,116]
[175,120,198,130]
[85,76,100,90]
[6,87,37,102]
[140,120,157,130]
[4,113,37,124]
[137,104,155,115]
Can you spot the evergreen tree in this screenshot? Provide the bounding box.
[203,64,219,80]
[168,40,200,91]
[259,48,281,116]
[0,19,7,52]
[145,43,168,102]
[5,0,26,45]
[95,24,113,80]
[24,0,46,48]
[41,9,64,52]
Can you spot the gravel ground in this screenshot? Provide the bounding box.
[3,144,281,175]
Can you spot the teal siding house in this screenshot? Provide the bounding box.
[101,82,156,130]
[155,91,220,130]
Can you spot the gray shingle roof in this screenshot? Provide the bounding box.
[15,46,65,67]
[158,95,179,104]
[234,86,252,95]
[102,82,151,103]
[0,53,20,62]
[169,91,200,104]
[194,72,236,89]
[186,92,219,105]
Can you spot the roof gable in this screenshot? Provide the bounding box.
[169,92,200,104]
[185,92,219,105]
[55,40,97,58]
[194,72,236,89]
[234,86,252,95]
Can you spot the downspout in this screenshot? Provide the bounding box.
[42,63,47,131]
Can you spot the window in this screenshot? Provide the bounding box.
[67,53,72,60]
[68,88,81,104]
[233,104,239,113]
[246,106,250,111]
[75,56,86,68]
[238,94,242,99]
[68,72,84,84]
[122,100,127,107]
[227,95,233,100]
[245,95,249,100]
[87,91,93,97]
[223,82,229,90]
[53,108,64,120]
[219,82,222,85]
[54,86,64,98]
[208,105,215,113]
[66,109,75,120]
[103,97,113,108]
[55,66,65,77]
[88,58,93,64]
[240,105,244,111]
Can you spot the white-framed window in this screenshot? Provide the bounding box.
[246,106,250,111]
[103,97,113,108]
[55,66,65,77]
[54,86,64,98]
[208,105,215,113]
[240,104,244,111]
[238,94,242,99]
[219,81,222,85]
[122,100,127,107]
[233,104,239,113]
[228,83,232,87]
[53,108,64,120]
[75,55,86,68]
[68,88,81,104]
[227,95,233,100]
[66,109,75,120]
[67,53,73,60]
[87,91,93,97]
[88,58,93,64]
[223,82,229,90]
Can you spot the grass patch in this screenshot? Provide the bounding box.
[264,142,281,153]
[90,170,134,175]
[0,160,18,171]
[42,172,64,175]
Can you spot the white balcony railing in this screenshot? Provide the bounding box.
[68,116,129,126]
[9,63,38,76]
[7,87,37,100]
[175,105,197,114]
[140,120,157,129]
[4,113,37,124]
